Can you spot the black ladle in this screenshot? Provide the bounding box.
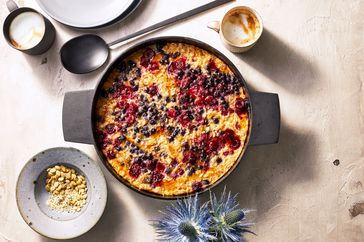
[60,0,232,74]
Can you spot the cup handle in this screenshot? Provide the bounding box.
[6,0,18,12]
[207,21,220,33]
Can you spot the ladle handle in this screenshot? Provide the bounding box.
[107,0,232,47]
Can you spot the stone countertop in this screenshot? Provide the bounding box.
[1,0,363,241]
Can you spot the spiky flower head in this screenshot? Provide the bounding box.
[209,188,255,242]
[152,195,216,242]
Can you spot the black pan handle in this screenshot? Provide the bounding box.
[62,90,94,144]
[249,92,280,145]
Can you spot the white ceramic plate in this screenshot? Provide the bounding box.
[36,0,135,28]
[16,147,107,239]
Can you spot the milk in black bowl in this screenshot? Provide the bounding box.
[9,11,45,50]
[3,0,56,55]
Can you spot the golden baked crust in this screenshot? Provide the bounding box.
[95,42,250,196]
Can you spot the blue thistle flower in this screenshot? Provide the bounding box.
[151,195,216,242]
[209,188,255,242]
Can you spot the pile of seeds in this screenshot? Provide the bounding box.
[45,165,87,212]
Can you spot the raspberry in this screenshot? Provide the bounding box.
[235,97,248,115]
[221,129,241,150]
[171,168,185,179]
[167,108,177,118]
[207,59,217,71]
[125,114,135,125]
[129,162,142,179]
[150,172,164,188]
[182,151,197,165]
[192,181,203,192]
[155,162,166,173]
[148,61,159,72]
[106,150,116,159]
[140,48,155,67]
[168,57,186,74]
[146,84,158,96]
[105,124,116,134]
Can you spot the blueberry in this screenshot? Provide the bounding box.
[140,95,147,102]
[165,166,172,174]
[156,41,166,52]
[167,126,175,133]
[160,54,170,65]
[168,136,175,142]
[187,167,196,176]
[182,142,190,151]
[187,112,194,120]
[171,52,180,59]
[108,86,116,94]
[100,89,108,98]
[115,61,126,71]
[127,60,136,71]
[177,71,184,80]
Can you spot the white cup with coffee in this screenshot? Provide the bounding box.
[208,6,263,53]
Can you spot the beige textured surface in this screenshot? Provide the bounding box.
[0,0,363,241]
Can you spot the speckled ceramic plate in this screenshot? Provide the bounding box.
[16,147,107,239]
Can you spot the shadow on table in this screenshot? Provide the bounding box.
[211,122,318,222]
[135,122,318,226]
[38,124,318,241]
[39,182,129,242]
[22,0,154,96]
[22,31,108,96]
[101,0,154,34]
[237,29,318,95]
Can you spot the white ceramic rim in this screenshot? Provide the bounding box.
[16,147,107,239]
[221,6,264,48]
[35,0,134,28]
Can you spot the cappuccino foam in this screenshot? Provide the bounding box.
[9,12,45,50]
[222,10,260,46]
